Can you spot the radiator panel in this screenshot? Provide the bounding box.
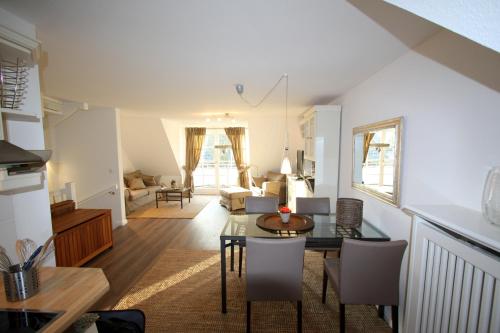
[406,218,500,333]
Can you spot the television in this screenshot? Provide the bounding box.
[297,150,304,176]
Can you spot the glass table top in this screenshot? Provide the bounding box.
[221,214,389,240]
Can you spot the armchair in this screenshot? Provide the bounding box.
[251,171,286,204]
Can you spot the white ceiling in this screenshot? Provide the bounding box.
[0,0,439,118]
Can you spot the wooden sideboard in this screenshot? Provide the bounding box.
[52,201,113,267]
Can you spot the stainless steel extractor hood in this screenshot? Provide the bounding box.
[0,140,51,174]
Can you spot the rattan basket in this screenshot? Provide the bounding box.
[336,198,363,227]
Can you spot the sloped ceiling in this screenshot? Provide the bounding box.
[0,0,439,118]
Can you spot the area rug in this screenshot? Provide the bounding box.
[127,195,214,219]
[114,249,391,332]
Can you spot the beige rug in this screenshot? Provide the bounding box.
[127,195,213,219]
[114,249,391,332]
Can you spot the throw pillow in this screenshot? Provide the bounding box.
[142,174,157,186]
[124,170,142,187]
[129,177,146,190]
[252,176,267,188]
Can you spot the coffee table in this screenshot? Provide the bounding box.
[156,188,191,209]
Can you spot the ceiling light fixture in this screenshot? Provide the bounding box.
[235,73,291,174]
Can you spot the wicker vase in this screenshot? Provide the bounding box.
[336,198,363,227]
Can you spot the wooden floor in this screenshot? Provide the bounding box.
[86,196,228,310]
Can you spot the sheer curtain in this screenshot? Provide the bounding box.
[225,127,249,189]
[183,128,206,192]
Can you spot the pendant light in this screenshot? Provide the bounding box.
[280,74,292,175]
[235,73,292,174]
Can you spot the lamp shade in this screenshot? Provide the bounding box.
[280,156,292,175]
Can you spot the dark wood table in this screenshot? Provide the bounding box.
[155,187,191,208]
[219,214,390,313]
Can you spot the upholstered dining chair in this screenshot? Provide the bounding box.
[235,196,280,277]
[245,196,279,214]
[246,237,306,333]
[296,197,331,258]
[296,197,330,216]
[322,238,408,333]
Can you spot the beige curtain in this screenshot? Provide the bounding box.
[225,127,249,189]
[183,128,206,192]
[363,132,375,163]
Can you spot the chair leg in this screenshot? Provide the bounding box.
[378,305,385,319]
[391,305,398,333]
[322,270,328,304]
[247,301,251,333]
[239,245,243,277]
[323,250,327,258]
[339,303,345,333]
[297,301,302,333]
[230,241,234,271]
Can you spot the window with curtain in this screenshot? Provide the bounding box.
[193,129,242,190]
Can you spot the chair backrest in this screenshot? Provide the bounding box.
[246,237,306,301]
[245,196,279,214]
[296,197,330,215]
[339,238,408,305]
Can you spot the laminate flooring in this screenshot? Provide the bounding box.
[86,195,228,310]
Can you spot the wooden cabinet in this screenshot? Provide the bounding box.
[52,205,113,267]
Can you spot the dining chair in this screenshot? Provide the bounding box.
[246,237,306,333]
[322,238,408,333]
[245,196,279,214]
[296,197,331,258]
[236,196,280,277]
[296,197,330,216]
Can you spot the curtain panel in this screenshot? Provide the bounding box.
[183,127,206,192]
[362,132,375,164]
[224,127,249,189]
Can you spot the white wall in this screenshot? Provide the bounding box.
[47,104,127,228]
[0,8,53,262]
[335,29,500,325]
[247,111,303,176]
[121,115,181,179]
[384,0,500,52]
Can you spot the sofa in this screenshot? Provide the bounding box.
[250,171,287,204]
[123,170,162,214]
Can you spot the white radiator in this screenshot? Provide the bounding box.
[405,217,500,333]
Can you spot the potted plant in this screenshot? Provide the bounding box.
[279,206,291,223]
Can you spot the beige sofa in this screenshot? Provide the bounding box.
[123,171,162,214]
[251,171,287,204]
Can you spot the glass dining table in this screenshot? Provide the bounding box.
[219,213,390,313]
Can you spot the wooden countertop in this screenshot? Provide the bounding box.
[0,267,110,333]
[52,209,110,233]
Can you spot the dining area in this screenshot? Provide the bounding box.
[219,196,407,333]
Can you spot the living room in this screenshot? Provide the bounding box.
[0,1,499,332]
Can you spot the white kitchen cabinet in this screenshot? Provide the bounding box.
[297,105,341,212]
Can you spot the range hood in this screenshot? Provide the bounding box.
[0,140,51,174]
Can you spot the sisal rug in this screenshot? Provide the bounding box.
[127,195,213,219]
[114,249,391,332]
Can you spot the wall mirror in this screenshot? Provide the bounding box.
[352,117,402,206]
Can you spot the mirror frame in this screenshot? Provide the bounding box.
[352,117,403,207]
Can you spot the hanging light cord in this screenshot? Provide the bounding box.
[237,73,288,108]
[284,73,289,151]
